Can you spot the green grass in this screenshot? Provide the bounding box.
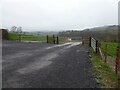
[9,32,46,42]
[21,34,46,42]
[90,48,119,88]
[47,35,54,43]
[100,42,119,57]
[9,33,19,40]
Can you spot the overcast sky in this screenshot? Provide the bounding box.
[0,0,119,31]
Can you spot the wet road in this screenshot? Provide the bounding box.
[2,41,99,88]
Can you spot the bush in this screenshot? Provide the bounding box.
[0,29,9,40]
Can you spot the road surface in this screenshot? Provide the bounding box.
[2,41,99,88]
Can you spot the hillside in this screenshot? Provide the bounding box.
[82,25,118,34]
[58,25,118,42]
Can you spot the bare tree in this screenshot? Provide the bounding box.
[10,26,17,32]
[16,27,22,34]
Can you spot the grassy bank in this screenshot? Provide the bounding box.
[9,33,46,42]
[90,48,119,88]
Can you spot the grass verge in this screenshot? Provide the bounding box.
[90,48,119,88]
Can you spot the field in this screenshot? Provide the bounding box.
[9,33,81,44]
[100,42,119,57]
[9,33,46,42]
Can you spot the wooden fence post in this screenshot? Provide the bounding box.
[89,37,91,47]
[96,40,98,54]
[115,46,119,74]
[53,35,55,44]
[57,36,59,44]
[47,35,48,43]
[105,44,108,63]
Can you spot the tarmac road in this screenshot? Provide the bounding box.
[2,40,99,88]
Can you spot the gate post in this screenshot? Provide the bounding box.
[53,35,55,44]
[96,40,98,54]
[47,35,48,43]
[89,37,91,47]
[57,36,59,44]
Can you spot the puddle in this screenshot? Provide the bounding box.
[46,43,72,49]
[66,42,81,48]
[17,53,58,74]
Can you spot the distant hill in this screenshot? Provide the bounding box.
[80,25,118,41]
[88,25,117,31]
[58,25,118,42]
[82,25,118,35]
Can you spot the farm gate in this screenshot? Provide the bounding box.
[82,37,100,54]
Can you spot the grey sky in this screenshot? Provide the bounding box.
[0,0,119,31]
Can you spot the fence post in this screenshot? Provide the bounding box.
[96,40,98,54]
[104,44,108,63]
[57,36,59,44]
[53,35,55,44]
[89,37,91,47]
[47,35,48,43]
[115,46,119,74]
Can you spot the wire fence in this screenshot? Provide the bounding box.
[83,37,120,75]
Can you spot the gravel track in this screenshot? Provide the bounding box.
[2,40,99,88]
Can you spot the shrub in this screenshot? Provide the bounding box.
[0,29,9,40]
